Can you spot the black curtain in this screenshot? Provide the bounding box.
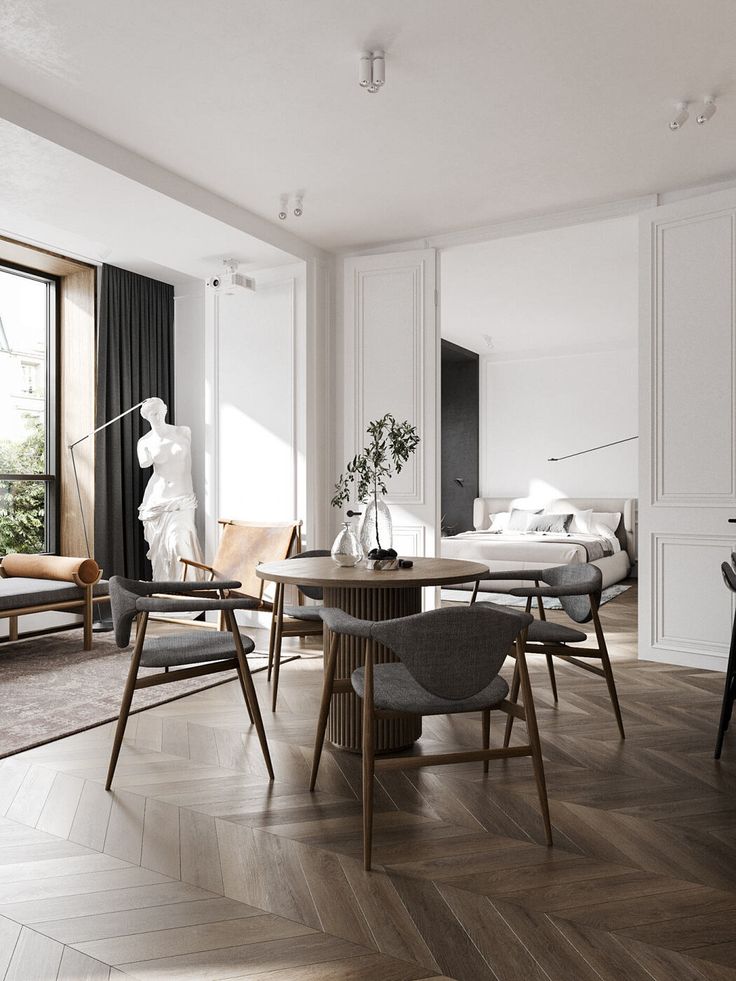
[95,264,174,579]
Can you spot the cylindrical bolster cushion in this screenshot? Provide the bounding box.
[1,554,101,585]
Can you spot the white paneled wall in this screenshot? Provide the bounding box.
[205,264,307,554]
[640,189,736,670]
[342,250,438,559]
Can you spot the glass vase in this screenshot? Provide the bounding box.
[359,497,393,555]
[331,521,362,567]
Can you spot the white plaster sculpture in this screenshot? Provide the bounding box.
[137,398,204,580]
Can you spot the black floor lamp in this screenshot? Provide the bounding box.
[68,398,153,559]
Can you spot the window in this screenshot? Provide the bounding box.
[0,264,58,554]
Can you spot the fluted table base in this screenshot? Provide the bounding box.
[323,585,422,753]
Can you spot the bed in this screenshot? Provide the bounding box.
[441,496,636,595]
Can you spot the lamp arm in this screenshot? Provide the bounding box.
[68,398,151,449]
[547,435,638,462]
[68,397,154,559]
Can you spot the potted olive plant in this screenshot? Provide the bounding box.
[332,413,420,568]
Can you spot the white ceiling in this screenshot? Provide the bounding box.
[1,0,736,253]
[0,120,293,285]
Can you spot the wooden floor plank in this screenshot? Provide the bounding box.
[4,924,64,981]
[34,895,263,944]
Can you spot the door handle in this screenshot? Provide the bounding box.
[729,519,736,523]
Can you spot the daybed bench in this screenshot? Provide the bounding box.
[0,554,109,651]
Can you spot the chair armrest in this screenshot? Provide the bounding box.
[477,569,550,582]
[179,557,217,576]
[320,608,374,638]
[136,595,260,614]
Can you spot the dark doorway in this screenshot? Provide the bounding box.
[441,340,479,535]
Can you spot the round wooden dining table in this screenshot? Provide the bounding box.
[256,555,489,753]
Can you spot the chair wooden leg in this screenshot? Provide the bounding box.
[106,614,147,791]
[503,659,520,748]
[310,631,339,791]
[267,584,281,681]
[235,657,255,724]
[545,654,558,703]
[482,709,491,773]
[362,640,375,872]
[8,616,18,642]
[226,611,274,780]
[271,584,285,712]
[83,585,93,651]
[515,635,552,846]
[592,605,625,739]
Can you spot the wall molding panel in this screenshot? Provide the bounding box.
[342,249,438,559]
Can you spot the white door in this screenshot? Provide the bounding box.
[342,249,438,562]
[640,188,736,670]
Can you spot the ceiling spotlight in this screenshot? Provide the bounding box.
[278,194,288,220]
[359,49,386,94]
[669,102,689,131]
[293,194,303,217]
[697,96,717,124]
[359,53,371,88]
[372,50,385,89]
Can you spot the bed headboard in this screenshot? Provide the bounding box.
[472,497,638,561]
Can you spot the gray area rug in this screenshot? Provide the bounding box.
[475,583,631,610]
[0,629,289,759]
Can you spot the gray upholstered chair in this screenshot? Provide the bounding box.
[310,604,551,870]
[107,576,273,789]
[268,548,330,712]
[472,564,624,742]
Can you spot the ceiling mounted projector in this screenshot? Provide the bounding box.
[206,261,255,293]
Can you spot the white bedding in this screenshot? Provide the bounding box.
[440,528,630,593]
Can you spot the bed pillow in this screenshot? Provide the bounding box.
[543,500,593,534]
[488,512,510,532]
[526,514,573,534]
[506,508,542,532]
[591,511,622,534]
[570,508,593,534]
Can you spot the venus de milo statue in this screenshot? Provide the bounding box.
[137,398,204,580]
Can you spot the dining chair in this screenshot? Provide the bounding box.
[310,604,551,870]
[179,519,302,627]
[472,564,625,742]
[268,548,330,712]
[106,576,274,789]
[715,558,736,758]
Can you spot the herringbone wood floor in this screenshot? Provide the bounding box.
[1,584,735,981]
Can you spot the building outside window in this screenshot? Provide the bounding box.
[0,264,58,554]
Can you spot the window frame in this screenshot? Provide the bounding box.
[0,260,60,554]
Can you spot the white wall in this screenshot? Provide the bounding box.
[214,265,306,528]
[441,216,638,500]
[481,350,638,499]
[202,263,308,561]
[174,282,206,543]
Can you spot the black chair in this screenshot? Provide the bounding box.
[715,559,736,758]
[268,548,330,711]
[472,564,624,742]
[107,576,273,788]
[310,604,551,870]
